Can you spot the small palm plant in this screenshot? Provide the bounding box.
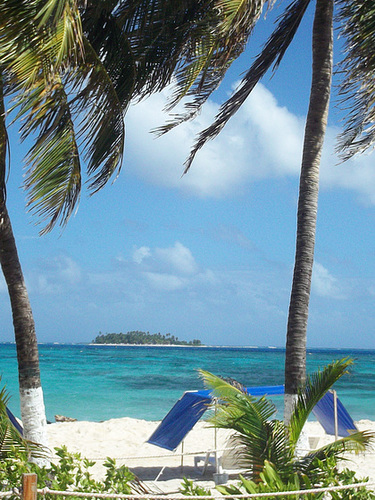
[200,358,374,490]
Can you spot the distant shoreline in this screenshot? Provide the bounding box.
[89,343,205,347]
[88,343,267,348]
[1,342,374,351]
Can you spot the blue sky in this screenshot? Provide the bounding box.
[2,3,375,348]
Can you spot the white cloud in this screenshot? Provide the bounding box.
[58,256,82,284]
[131,241,214,291]
[132,246,151,264]
[125,84,304,198]
[154,241,198,275]
[125,82,375,204]
[144,272,187,291]
[312,261,344,299]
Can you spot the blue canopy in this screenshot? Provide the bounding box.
[147,385,284,451]
[6,407,23,436]
[147,386,356,451]
[312,390,356,437]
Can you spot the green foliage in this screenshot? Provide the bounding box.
[93,330,202,346]
[217,458,375,500]
[179,477,211,496]
[199,359,374,496]
[0,387,144,498]
[0,445,146,500]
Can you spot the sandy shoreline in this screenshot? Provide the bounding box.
[46,417,375,494]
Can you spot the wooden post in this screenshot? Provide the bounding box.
[23,473,37,500]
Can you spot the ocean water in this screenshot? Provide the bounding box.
[0,344,374,423]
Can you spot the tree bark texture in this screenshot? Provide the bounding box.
[0,79,48,452]
[284,0,333,408]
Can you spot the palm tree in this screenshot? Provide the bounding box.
[0,0,270,452]
[0,0,125,454]
[284,0,333,420]
[167,0,375,421]
[201,359,373,485]
[159,0,333,420]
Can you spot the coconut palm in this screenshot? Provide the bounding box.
[167,0,375,421]
[158,0,333,421]
[0,0,274,452]
[200,358,374,485]
[0,0,126,454]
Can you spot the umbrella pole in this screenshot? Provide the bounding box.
[333,390,338,440]
[214,399,219,473]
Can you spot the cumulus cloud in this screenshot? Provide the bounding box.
[133,246,151,264]
[125,82,375,204]
[131,241,209,291]
[154,242,198,275]
[312,261,344,299]
[125,84,304,198]
[144,272,187,291]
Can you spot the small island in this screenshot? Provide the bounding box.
[92,330,203,346]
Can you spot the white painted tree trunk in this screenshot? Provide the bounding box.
[20,386,50,466]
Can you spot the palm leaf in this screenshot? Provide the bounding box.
[20,79,81,234]
[67,39,125,194]
[289,358,354,448]
[81,2,136,106]
[200,370,293,480]
[182,0,311,173]
[40,0,85,67]
[2,0,126,232]
[154,0,271,135]
[336,0,375,160]
[298,430,375,476]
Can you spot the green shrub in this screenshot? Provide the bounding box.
[0,445,145,500]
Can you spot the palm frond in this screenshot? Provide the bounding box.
[289,358,353,447]
[153,0,271,136]
[336,0,375,160]
[81,2,136,106]
[18,78,81,234]
[68,39,125,194]
[200,370,293,480]
[41,0,85,67]
[0,0,84,75]
[182,0,311,173]
[2,0,126,232]
[298,430,375,476]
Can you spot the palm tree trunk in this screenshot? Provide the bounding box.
[0,78,48,459]
[284,0,333,422]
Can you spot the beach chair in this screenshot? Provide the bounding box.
[147,385,357,481]
[6,407,23,436]
[312,389,357,440]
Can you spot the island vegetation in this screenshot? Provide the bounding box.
[92,331,203,346]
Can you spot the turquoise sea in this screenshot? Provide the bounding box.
[0,344,374,423]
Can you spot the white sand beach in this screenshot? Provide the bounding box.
[47,418,375,494]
